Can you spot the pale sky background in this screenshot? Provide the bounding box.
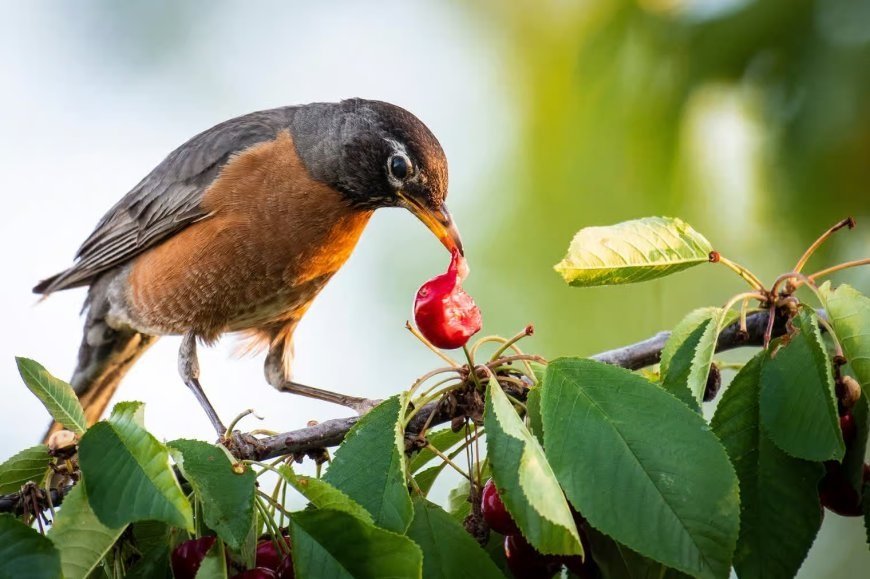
[0,1,513,500]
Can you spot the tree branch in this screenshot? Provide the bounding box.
[246,308,789,461]
[0,308,793,513]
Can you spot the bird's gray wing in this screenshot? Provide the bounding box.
[35,108,294,294]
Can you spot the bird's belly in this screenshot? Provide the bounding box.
[119,214,361,341]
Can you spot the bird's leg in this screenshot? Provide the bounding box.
[178,333,228,437]
[264,343,380,415]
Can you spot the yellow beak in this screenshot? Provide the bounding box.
[398,192,464,255]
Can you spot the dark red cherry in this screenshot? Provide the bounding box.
[171,537,217,579]
[481,478,519,536]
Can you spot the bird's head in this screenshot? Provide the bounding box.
[292,99,462,255]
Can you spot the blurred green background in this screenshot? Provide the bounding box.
[2,0,868,576]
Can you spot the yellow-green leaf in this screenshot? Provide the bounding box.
[554,217,713,286]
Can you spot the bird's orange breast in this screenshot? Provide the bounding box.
[125,130,373,341]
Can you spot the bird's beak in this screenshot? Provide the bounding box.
[398,192,464,256]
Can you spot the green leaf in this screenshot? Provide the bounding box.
[408,427,465,473]
[542,358,739,579]
[406,496,505,579]
[323,395,412,533]
[554,216,713,287]
[47,484,126,579]
[760,309,844,461]
[660,308,737,409]
[711,352,824,579]
[194,539,227,579]
[0,444,51,494]
[78,402,193,530]
[0,514,62,578]
[819,282,870,390]
[16,357,88,434]
[290,508,423,578]
[485,378,582,556]
[446,478,473,523]
[842,392,869,496]
[278,465,374,525]
[414,465,444,496]
[168,439,255,550]
[526,386,544,445]
[126,545,171,579]
[586,526,692,579]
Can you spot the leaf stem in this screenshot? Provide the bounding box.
[793,217,855,274]
[711,253,766,292]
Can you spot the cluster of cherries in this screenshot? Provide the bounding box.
[819,373,868,517]
[171,534,294,579]
[481,479,597,578]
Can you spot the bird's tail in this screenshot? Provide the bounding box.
[43,276,157,442]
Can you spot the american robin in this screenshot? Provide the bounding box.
[35,98,462,437]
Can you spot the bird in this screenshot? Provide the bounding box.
[35,98,463,438]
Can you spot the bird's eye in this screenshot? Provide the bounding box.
[388,154,411,180]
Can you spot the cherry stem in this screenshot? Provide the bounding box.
[224,408,262,439]
[405,321,460,368]
[468,335,508,360]
[721,292,768,318]
[486,354,547,368]
[426,443,472,482]
[793,217,855,274]
[406,367,461,402]
[489,325,535,362]
[808,258,870,283]
[713,254,767,292]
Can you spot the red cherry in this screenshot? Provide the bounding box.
[231,569,277,579]
[171,537,217,579]
[504,534,561,579]
[840,413,856,444]
[413,250,482,349]
[255,540,282,571]
[481,479,519,535]
[819,461,862,517]
[276,555,295,579]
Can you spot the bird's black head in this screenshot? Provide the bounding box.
[290,99,462,255]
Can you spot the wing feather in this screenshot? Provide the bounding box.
[35,108,294,294]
